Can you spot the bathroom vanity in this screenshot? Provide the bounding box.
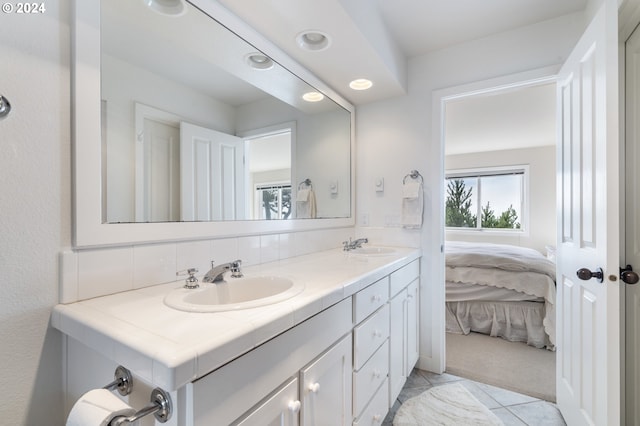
[53,247,421,425]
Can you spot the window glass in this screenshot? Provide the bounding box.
[445,168,525,231]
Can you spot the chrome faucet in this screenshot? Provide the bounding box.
[202,260,243,283]
[342,237,369,251]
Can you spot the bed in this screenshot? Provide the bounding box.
[445,241,556,350]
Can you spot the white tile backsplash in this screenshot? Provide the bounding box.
[176,240,212,277]
[78,246,134,300]
[133,243,177,289]
[63,228,357,303]
[237,236,261,266]
[211,238,239,266]
[259,234,280,264]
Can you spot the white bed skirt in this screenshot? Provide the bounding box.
[446,300,552,350]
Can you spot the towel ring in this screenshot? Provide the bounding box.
[403,170,423,184]
[298,178,312,189]
[0,95,11,120]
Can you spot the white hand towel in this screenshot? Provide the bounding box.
[297,188,317,218]
[297,188,309,202]
[402,182,423,228]
[403,181,421,199]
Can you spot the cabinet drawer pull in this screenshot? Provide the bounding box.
[373,369,381,378]
[373,414,382,422]
[288,400,301,413]
[308,382,320,393]
[373,329,382,338]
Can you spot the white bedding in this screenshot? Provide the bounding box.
[446,281,544,302]
[445,241,557,348]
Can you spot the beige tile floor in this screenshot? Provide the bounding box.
[383,369,566,425]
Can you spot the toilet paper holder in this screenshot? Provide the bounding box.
[101,365,173,424]
[110,388,172,425]
[103,365,133,396]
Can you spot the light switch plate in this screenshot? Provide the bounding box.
[375,177,384,192]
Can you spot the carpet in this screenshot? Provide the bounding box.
[393,382,503,425]
[446,332,556,402]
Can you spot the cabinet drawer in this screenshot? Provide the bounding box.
[353,303,389,369]
[354,277,389,324]
[353,377,389,426]
[353,339,389,418]
[389,259,419,297]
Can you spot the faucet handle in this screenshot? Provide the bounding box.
[230,260,243,278]
[176,268,199,289]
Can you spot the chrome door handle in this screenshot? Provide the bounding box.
[576,267,604,283]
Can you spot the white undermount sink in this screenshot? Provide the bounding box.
[350,246,396,256]
[164,276,304,313]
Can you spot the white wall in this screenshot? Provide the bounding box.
[0,1,69,423]
[355,12,586,371]
[102,54,237,222]
[445,146,556,253]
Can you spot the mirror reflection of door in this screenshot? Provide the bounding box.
[245,131,293,220]
[180,122,245,221]
[134,103,182,223]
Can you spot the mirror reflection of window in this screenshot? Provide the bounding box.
[246,131,292,220]
[255,185,292,220]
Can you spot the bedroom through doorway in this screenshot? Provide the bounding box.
[441,77,558,402]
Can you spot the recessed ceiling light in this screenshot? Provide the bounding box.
[302,92,325,102]
[296,30,331,51]
[143,0,187,17]
[349,79,373,91]
[245,53,274,70]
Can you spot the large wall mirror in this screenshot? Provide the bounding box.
[72,0,354,247]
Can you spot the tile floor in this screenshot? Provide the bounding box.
[383,369,566,425]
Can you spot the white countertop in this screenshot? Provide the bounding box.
[52,246,421,391]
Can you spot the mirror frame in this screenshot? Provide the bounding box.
[72,0,355,248]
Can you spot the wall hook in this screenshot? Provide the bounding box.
[0,95,11,120]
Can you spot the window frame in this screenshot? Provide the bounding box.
[445,164,530,235]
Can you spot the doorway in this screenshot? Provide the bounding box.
[239,122,295,220]
[435,69,559,400]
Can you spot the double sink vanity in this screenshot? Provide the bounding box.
[64,0,421,423]
[53,246,421,425]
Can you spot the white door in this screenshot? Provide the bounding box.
[625,23,640,426]
[555,2,621,425]
[137,118,180,222]
[180,122,245,221]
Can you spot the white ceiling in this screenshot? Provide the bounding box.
[444,83,557,155]
[212,0,582,153]
[214,0,587,105]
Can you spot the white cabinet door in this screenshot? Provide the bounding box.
[388,289,406,405]
[388,278,420,406]
[234,378,300,426]
[405,279,419,374]
[300,335,352,426]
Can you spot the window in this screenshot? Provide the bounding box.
[445,166,527,231]
[255,184,291,220]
